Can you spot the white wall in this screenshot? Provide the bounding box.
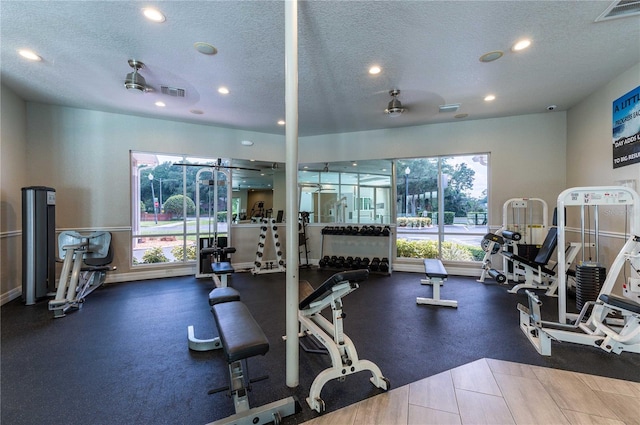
[302,112,568,225]
[567,63,640,188]
[1,84,28,301]
[565,62,640,289]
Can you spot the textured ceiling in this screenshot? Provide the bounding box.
[1,1,639,138]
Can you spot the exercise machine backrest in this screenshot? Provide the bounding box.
[532,227,558,266]
[299,269,369,310]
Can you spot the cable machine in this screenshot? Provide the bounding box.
[518,186,640,356]
[195,167,233,278]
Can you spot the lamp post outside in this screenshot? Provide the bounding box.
[148,173,158,224]
[404,166,410,216]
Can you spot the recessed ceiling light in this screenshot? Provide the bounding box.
[277,120,285,126]
[189,109,204,115]
[18,49,42,61]
[479,51,503,63]
[194,42,218,55]
[454,113,469,119]
[142,8,165,22]
[352,162,357,166]
[241,140,254,146]
[484,95,496,102]
[218,87,229,95]
[512,39,531,52]
[369,66,381,75]
[155,101,166,107]
[249,159,256,162]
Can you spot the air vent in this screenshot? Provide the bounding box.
[160,86,186,97]
[595,0,640,22]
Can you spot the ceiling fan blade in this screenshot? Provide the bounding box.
[173,162,260,171]
[228,165,261,171]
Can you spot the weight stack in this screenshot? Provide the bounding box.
[575,262,606,311]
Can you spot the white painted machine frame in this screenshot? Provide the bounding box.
[49,231,114,318]
[518,186,640,356]
[196,167,233,279]
[298,280,389,413]
[501,197,549,283]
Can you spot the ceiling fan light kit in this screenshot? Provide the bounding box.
[124,59,147,93]
[385,89,406,117]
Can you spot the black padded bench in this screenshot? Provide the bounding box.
[212,301,269,363]
[209,300,297,425]
[202,246,236,287]
[600,293,640,315]
[297,269,389,414]
[418,259,458,308]
[188,287,241,352]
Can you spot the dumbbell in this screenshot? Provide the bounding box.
[370,257,380,271]
[382,226,391,236]
[319,256,328,268]
[379,258,389,272]
[361,257,371,268]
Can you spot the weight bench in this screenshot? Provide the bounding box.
[208,300,297,425]
[187,287,241,352]
[418,259,458,308]
[202,246,236,287]
[298,269,389,413]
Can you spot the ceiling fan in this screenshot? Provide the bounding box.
[384,89,406,117]
[370,88,446,118]
[173,158,261,171]
[301,162,330,173]
[299,183,336,193]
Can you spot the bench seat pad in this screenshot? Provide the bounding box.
[600,293,640,315]
[424,259,447,279]
[209,287,241,306]
[501,252,556,276]
[212,301,269,363]
[212,262,235,275]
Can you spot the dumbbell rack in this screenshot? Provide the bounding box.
[252,218,286,275]
[318,225,393,275]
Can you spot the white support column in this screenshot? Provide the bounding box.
[285,0,300,388]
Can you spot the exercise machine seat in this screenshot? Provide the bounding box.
[209,287,241,306]
[212,301,269,363]
[600,293,640,315]
[503,227,558,274]
[212,262,235,275]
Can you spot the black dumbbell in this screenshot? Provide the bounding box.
[370,257,380,271]
[379,258,389,272]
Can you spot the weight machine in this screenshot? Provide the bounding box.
[49,231,115,318]
[478,198,548,284]
[518,186,640,355]
[195,167,233,279]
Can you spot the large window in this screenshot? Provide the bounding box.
[299,160,393,224]
[396,154,489,262]
[131,152,230,266]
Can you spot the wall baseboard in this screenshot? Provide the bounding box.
[1,286,23,305]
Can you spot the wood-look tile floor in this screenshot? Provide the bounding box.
[302,358,640,425]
